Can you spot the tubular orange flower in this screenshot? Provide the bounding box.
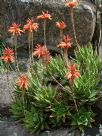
[57,35,71,49]
[24,19,39,32]
[66,0,78,8]
[8,23,23,36]
[17,75,29,91]
[57,42,71,49]
[56,21,66,30]
[33,44,50,64]
[65,64,80,82]
[37,11,52,20]
[63,35,71,43]
[1,48,14,63]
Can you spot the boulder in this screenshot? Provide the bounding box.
[0,120,34,136]
[0,120,99,136]
[0,72,17,108]
[0,58,28,108]
[0,0,96,53]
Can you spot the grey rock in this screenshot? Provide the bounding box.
[0,120,99,136]
[0,120,34,136]
[0,72,17,108]
[18,58,29,71]
[0,68,28,108]
[96,98,102,111]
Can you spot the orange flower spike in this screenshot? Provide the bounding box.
[57,42,71,49]
[65,64,80,82]
[56,21,66,30]
[33,44,50,64]
[1,48,15,63]
[57,35,71,49]
[33,44,49,58]
[37,11,52,20]
[63,35,71,43]
[8,23,23,36]
[24,19,39,32]
[34,44,46,58]
[66,0,78,8]
[17,75,29,91]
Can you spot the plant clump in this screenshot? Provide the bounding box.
[10,44,101,133]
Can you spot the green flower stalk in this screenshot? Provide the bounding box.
[70,8,79,46]
[57,35,71,67]
[17,74,30,115]
[24,19,39,66]
[37,11,52,47]
[56,21,67,63]
[43,20,47,46]
[66,0,79,46]
[31,31,34,64]
[56,21,66,42]
[14,35,19,72]
[65,63,80,112]
[8,23,23,73]
[28,32,32,67]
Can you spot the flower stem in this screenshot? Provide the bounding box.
[39,58,44,83]
[28,32,31,67]
[6,63,9,91]
[60,30,63,42]
[70,8,79,47]
[6,63,14,100]
[43,20,47,47]
[14,36,19,73]
[31,32,34,65]
[22,94,26,116]
[63,49,68,67]
[60,30,64,57]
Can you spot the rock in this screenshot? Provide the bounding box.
[0,72,17,108]
[0,58,28,109]
[0,120,34,136]
[0,120,99,136]
[18,58,29,71]
[0,0,96,53]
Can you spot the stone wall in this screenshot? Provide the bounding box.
[0,0,96,53]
